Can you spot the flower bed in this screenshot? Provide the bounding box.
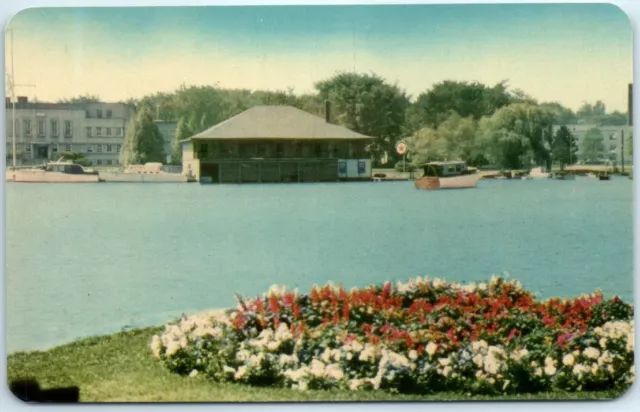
[151,276,634,395]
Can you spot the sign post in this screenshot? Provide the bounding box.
[396,141,408,174]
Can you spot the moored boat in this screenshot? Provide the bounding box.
[6,161,100,183]
[529,167,551,179]
[414,161,484,190]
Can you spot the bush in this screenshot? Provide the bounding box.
[394,160,416,172]
[151,277,634,395]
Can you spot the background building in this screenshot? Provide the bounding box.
[154,120,178,164]
[181,105,374,183]
[553,124,632,165]
[5,97,135,166]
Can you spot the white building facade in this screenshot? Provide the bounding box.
[553,124,633,165]
[5,97,135,166]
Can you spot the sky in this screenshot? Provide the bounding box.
[4,4,634,112]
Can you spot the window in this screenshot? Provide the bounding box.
[51,144,58,153]
[66,144,72,151]
[64,121,72,137]
[97,145,102,153]
[276,143,285,158]
[25,144,31,152]
[106,159,112,165]
[97,109,103,118]
[610,144,617,151]
[116,127,123,136]
[87,145,93,153]
[610,134,616,140]
[106,109,112,118]
[86,127,92,137]
[200,143,208,157]
[107,144,113,153]
[96,127,102,136]
[116,144,121,152]
[97,159,103,165]
[51,120,59,137]
[106,127,112,136]
[23,119,32,136]
[37,120,45,137]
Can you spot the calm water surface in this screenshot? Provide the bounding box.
[5,178,634,353]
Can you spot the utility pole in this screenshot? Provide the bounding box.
[6,27,35,169]
[621,130,625,173]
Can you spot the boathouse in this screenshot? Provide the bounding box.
[180,105,374,183]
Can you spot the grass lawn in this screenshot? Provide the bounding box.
[7,327,631,402]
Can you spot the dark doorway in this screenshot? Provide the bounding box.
[200,163,220,183]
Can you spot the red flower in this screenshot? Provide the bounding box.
[507,328,518,342]
[268,295,280,314]
[292,303,301,320]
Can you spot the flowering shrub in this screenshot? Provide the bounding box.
[151,276,634,395]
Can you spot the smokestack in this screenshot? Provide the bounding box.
[325,100,331,123]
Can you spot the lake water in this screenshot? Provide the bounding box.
[5,177,634,353]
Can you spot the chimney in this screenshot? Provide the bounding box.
[17,96,28,104]
[325,100,331,123]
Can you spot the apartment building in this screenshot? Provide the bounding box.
[553,124,632,165]
[5,97,135,166]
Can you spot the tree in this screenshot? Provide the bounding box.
[551,126,578,169]
[628,132,633,157]
[406,80,512,132]
[315,72,410,163]
[476,103,555,169]
[170,118,193,165]
[540,102,577,125]
[120,108,166,165]
[57,94,101,104]
[58,151,90,167]
[581,128,605,162]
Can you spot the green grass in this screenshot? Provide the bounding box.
[7,327,632,402]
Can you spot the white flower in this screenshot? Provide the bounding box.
[331,349,342,362]
[477,283,487,291]
[607,365,615,374]
[294,381,308,391]
[351,341,364,353]
[471,340,488,352]
[223,366,235,374]
[572,363,591,377]
[322,348,332,363]
[234,366,247,380]
[267,284,286,296]
[165,340,181,357]
[473,354,484,368]
[534,368,543,377]
[349,379,362,391]
[346,352,353,361]
[325,363,345,381]
[562,354,575,367]
[502,380,511,391]
[237,349,250,362]
[310,359,326,378]
[432,278,446,289]
[438,357,451,367]
[408,350,418,361]
[189,369,199,378]
[583,347,600,360]
[544,365,557,376]
[426,342,438,356]
[591,363,599,375]
[442,366,452,377]
[484,355,501,375]
[599,338,608,349]
[462,283,477,294]
[544,356,555,367]
[275,323,293,341]
[267,341,280,351]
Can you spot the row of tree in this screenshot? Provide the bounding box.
[59,73,630,167]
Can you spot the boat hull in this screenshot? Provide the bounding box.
[6,170,100,183]
[415,173,483,190]
[99,172,186,183]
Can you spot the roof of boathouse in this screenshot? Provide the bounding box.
[184,105,374,141]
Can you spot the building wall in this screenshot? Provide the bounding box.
[5,101,134,166]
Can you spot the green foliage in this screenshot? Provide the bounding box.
[170,118,192,165]
[56,94,101,104]
[314,72,410,162]
[551,126,578,168]
[581,128,605,162]
[58,151,91,167]
[628,133,633,156]
[406,80,512,132]
[540,102,578,125]
[408,113,479,166]
[120,109,166,165]
[394,160,416,172]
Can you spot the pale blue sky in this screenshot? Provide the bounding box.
[5,4,633,111]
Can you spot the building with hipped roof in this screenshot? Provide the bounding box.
[180,104,375,183]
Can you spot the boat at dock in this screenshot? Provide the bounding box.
[99,163,187,183]
[6,160,100,183]
[414,161,484,190]
[529,167,551,179]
